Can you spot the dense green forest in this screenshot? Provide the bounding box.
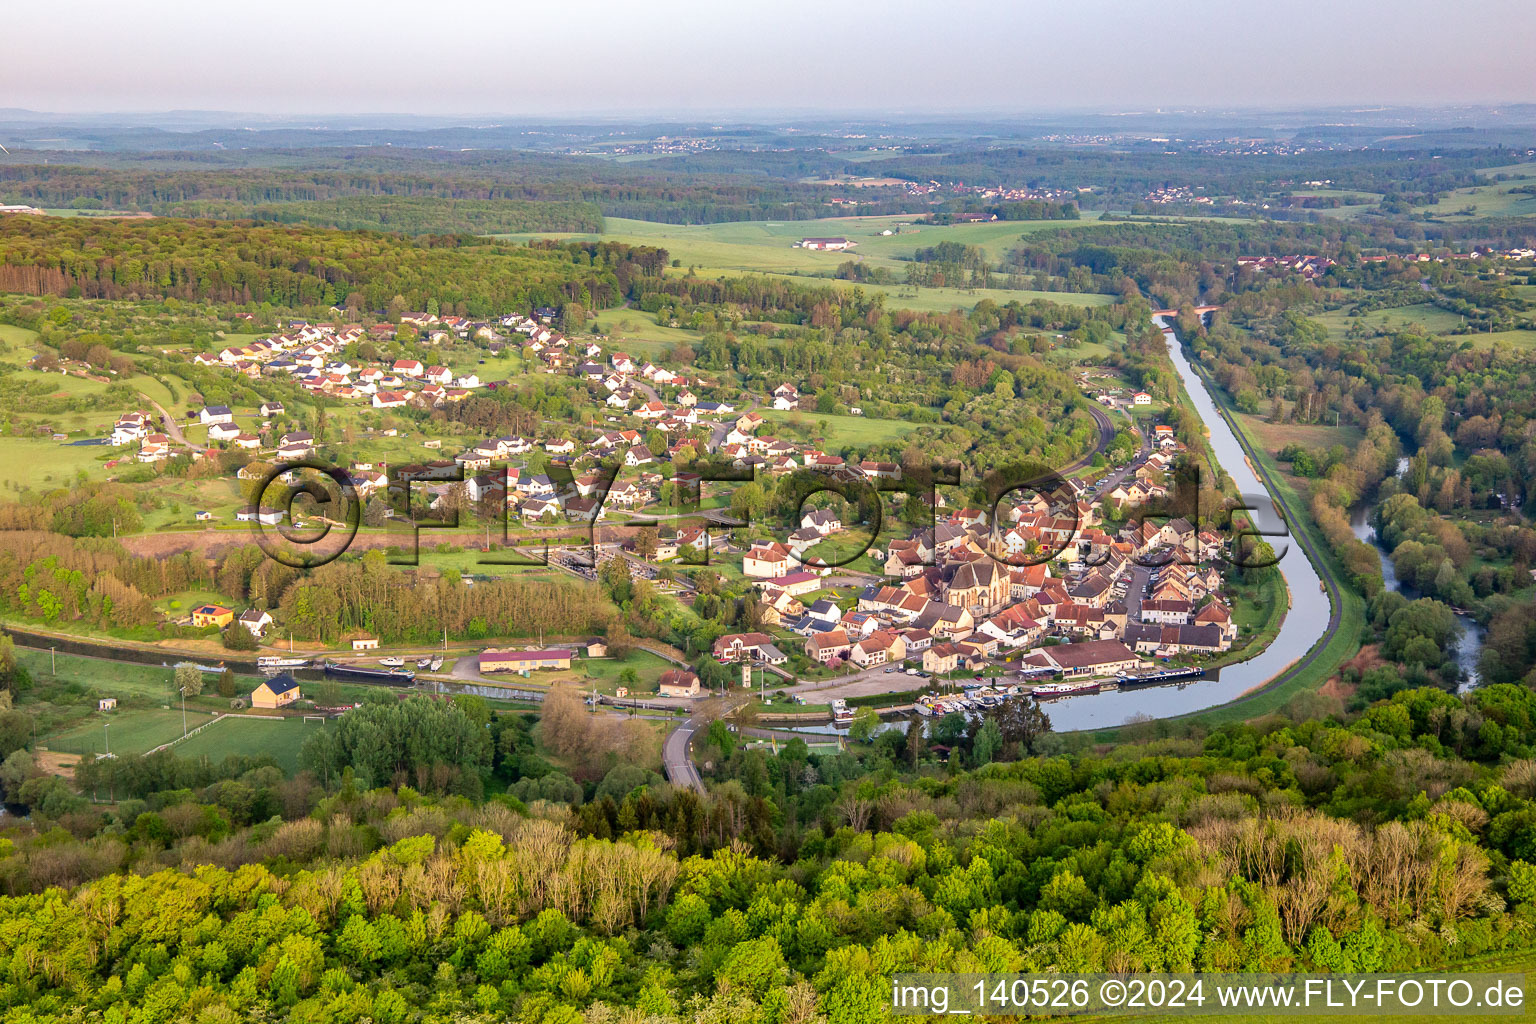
[0,160,912,226]
[3,684,1536,1022]
[0,219,667,313]
[153,197,606,236]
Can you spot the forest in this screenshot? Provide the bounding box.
[2,681,1536,1022]
[153,197,606,236]
[0,219,667,314]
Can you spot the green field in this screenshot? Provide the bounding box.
[17,650,190,700]
[171,714,318,772]
[592,308,707,353]
[46,708,191,757]
[0,323,40,358]
[1414,170,1536,219]
[0,437,121,491]
[1312,304,1536,351]
[719,272,1117,313]
[493,214,1116,313]
[759,408,920,447]
[498,213,1102,274]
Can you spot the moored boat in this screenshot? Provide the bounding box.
[1030,680,1102,699]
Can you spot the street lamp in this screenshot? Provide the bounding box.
[179,686,188,737]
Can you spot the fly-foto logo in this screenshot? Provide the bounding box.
[242,457,1289,572]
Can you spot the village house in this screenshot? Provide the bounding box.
[923,643,962,675]
[743,540,793,578]
[1021,639,1140,678]
[251,674,302,710]
[806,630,852,663]
[851,630,907,667]
[192,604,234,629]
[657,669,701,698]
[712,632,788,664]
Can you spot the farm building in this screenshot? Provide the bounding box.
[797,237,854,251]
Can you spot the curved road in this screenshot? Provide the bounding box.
[139,393,204,452]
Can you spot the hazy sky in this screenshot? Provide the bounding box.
[7,0,1536,115]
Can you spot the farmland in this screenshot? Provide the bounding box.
[496,213,1118,313]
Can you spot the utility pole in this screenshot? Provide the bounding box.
[180,687,187,737]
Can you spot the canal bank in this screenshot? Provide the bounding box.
[1029,320,1339,730]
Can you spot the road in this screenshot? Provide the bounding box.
[661,711,707,793]
[140,392,204,451]
[708,396,760,451]
[1066,402,1118,477]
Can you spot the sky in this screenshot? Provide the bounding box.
[6,0,1536,117]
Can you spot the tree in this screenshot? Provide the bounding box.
[973,717,1002,765]
[175,664,205,698]
[848,706,879,743]
[223,622,258,651]
[992,697,1051,754]
[904,715,926,767]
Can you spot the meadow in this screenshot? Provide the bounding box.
[758,408,921,447]
[169,714,317,772]
[1312,303,1536,351]
[45,707,191,758]
[1413,169,1536,219]
[494,213,1117,313]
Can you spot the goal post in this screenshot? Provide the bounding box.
[302,716,326,725]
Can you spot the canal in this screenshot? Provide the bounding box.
[1015,320,1336,729]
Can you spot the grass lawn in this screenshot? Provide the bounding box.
[0,437,121,491]
[0,323,40,356]
[759,409,919,447]
[1313,303,1466,340]
[172,715,318,772]
[1312,304,1536,352]
[1235,414,1366,458]
[493,214,1115,313]
[690,269,1116,314]
[1460,328,1536,350]
[17,650,184,701]
[46,708,190,757]
[1414,173,1536,219]
[592,308,707,355]
[541,650,676,695]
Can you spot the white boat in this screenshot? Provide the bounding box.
[1030,680,1102,699]
[256,656,309,670]
[378,657,405,668]
[831,699,855,723]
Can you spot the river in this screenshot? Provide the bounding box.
[1348,468,1484,691]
